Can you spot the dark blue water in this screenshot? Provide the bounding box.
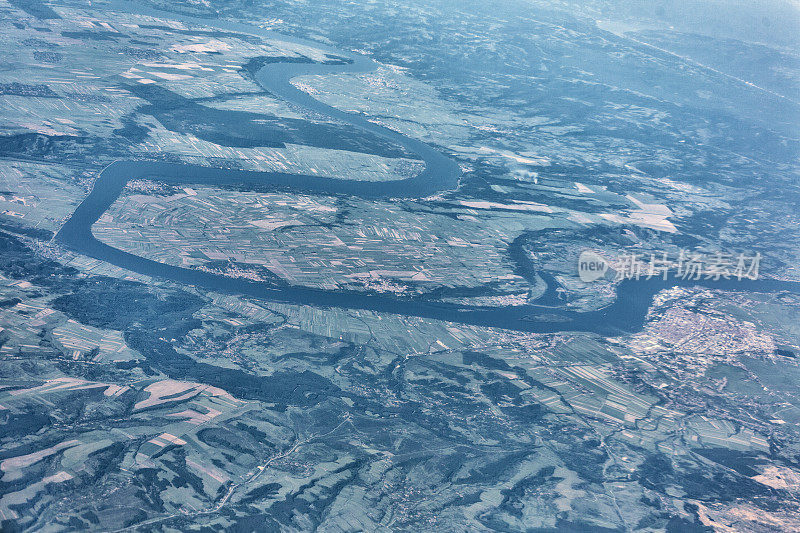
[55,2,800,335]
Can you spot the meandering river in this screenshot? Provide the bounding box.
[55,1,799,335]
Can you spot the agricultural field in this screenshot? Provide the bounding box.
[1,0,799,530]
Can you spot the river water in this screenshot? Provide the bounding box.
[55,1,799,335]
